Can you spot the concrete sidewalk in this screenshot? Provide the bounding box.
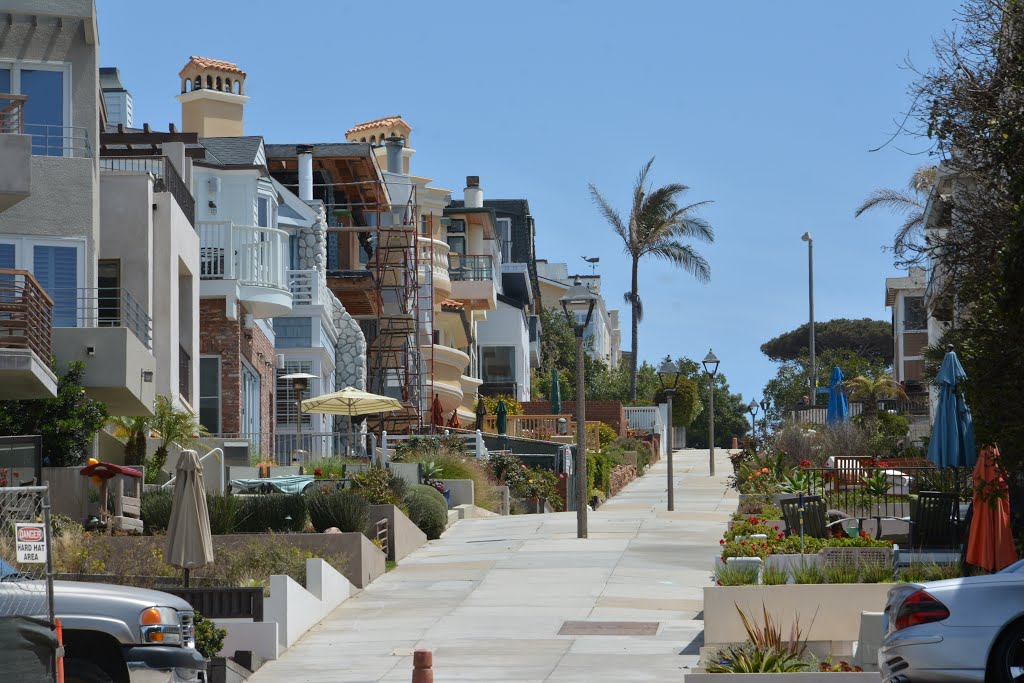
[250,448,737,682]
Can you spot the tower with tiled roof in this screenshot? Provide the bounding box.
[176,56,249,137]
[344,116,411,147]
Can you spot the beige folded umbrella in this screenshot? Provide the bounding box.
[302,387,403,457]
[164,450,214,587]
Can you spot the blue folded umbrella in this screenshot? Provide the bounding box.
[826,366,849,426]
[927,350,976,468]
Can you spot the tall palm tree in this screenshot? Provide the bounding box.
[150,395,209,476]
[589,158,713,401]
[855,166,937,266]
[108,415,152,466]
[846,374,909,432]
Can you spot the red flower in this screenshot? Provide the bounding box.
[520,464,528,470]
[878,461,889,469]
[314,468,324,476]
[719,539,726,545]
[800,460,812,468]
[748,517,759,524]
[559,473,566,479]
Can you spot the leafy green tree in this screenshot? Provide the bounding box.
[760,318,894,366]
[0,361,109,467]
[149,395,209,479]
[686,371,749,449]
[108,415,150,466]
[589,157,714,401]
[654,377,701,428]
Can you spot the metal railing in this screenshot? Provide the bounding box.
[288,269,331,307]
[99,156,195,226]
[198,221,289,291]
[0,94,26,134]
[0,270,53,362]
[448,253,493,281]
[23,122,92,158]
[482,414,573,441]
[791,397,930,424]
[48,287,153,349]
[206,431,361,465]
[179,345,191,403]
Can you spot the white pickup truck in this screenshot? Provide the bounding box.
[0,560,206,683]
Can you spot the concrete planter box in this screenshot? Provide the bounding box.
[703,584,892,646]
[764,553,822,575]
[368,504,426,562]
[439,479,474,508]
[685,674,878,682]
[519,497,554,514]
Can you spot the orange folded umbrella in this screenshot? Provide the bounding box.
[966,445,1018,572]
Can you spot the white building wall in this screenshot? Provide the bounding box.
[476,302,530,402]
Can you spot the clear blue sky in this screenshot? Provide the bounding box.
[96,0,960,405]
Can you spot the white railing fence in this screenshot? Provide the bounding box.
[198,221,288,290]
[288,269,330,307]
[380,429,487,463]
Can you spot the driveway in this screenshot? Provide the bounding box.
[250,448,736,682]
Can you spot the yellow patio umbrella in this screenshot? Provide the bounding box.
[302,387,403,456]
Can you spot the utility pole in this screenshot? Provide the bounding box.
[802,232,815,407]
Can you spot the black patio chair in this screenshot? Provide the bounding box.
[910,490,960,549]
[779,495,858,538]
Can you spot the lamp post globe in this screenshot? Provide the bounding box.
[657,358,681,511]
[747,399,759,439]
[702,349,720,476]
[559,278,600,539]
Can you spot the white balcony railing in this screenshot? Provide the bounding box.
[288,269,331,307]
[198,221,288,290]
[417,237,450,276]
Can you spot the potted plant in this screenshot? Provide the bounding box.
[421,461,450,507]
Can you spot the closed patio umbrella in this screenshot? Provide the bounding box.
[927,348,976,468]
[475,398,487,430]
[826,366,849,426]
[550,367,562,415]
[431,394,444,433]
[496,399,508,436]
[303,387,403,456]
[966,446,1017,572]
[447,410,462,429]
[165,450,214,587]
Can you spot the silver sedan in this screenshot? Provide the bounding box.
[879,559,1024,682]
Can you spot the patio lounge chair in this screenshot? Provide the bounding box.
[909,490,960,549]
[779,495,858,538]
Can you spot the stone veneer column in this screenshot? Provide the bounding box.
[332,295,367,391]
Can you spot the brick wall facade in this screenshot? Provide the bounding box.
[199,298,275,440]
[521,400,627,437]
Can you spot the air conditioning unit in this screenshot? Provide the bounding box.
[222,440,251,467]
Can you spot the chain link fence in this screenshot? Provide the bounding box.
[0,484,57,682]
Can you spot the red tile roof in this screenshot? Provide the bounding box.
[179,56,246,78]
[441,299,465,311]
[346,116,411,136]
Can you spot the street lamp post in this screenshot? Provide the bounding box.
[702,349,720,477]
[281,372,318,464]
[801,232,816,407]
[657,358,681,511]
[560,278,599,539]
[747,399,759,441]
[759,398,769,438]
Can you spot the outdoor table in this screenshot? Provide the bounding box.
[229,475,314,494]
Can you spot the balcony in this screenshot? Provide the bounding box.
[24,123,92,159]
[0,95,30,212]
[197,221,292,318]
[423,343,470,416]
[418,237,451,301]
[99,156,195,226]
[449,254,497,311]
[49,287,156,415]
[0,270,58,398]
[288,269,333,308]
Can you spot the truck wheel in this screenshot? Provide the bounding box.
[64,658,115,683]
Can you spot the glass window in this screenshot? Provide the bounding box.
[199,357,221,433]
[277,361,313,426]
[97,260,120,327]
[497,217,512,263]
[32,245,77,326]
[0,69,10,110]
[904,296,927,331]
[447,235,466,255]
[481,346,515,384]
[21,69,64,156]
[0,243,14,269]
[273,317,312,348]
[257,196,270,227]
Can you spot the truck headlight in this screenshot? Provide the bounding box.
[140,606,182,644]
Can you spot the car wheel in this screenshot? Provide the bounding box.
[990,620,1024,683]
[63,658,115,683]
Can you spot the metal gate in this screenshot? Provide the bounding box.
[0,484,57,682]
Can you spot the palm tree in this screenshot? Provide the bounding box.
[108,415,152,466]
[589,158,714,401]
[150,395,209,477]
[854,166,937,267]
[846,374,908,432]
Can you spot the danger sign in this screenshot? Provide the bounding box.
[15,523,47,564]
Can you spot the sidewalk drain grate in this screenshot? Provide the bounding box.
[558,621,660,636]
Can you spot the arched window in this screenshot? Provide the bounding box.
[216,77,222,91]
[370,135,376,145]
[182,78,191,93]
[194,76,202,90]
[206,75,213,89]
[237,81,243,95]
[225,78,232,92]
[360,137,366,143]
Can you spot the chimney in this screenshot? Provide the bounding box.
[464,176,483,208]
[383,136,404,174]
[297,145,314,201]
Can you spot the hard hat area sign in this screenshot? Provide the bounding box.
[15,523,47,564]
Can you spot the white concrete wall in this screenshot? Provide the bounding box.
[476,301,530,401]
[264,558,353,649]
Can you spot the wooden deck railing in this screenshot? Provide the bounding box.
[481,414,601,451]
[0,270,53,362]
[0,94,26,135]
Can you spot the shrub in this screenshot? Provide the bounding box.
[713,561,760,586]
[206,494,239,535]
[405,449,501,513]
[349,466,407,507]
[193,610,226,659]
[305,457,356,479]
[235,494,307,533]
[791,560,825,584]
[762,565,789,586]
[859,559,895,584]
[479,394,522,416]
[822,559,860,584]
[404,485,448,540]
[704,605,812,673]
[597,423,617,448]
[140,491,174,534]
[306,489,370,533]
[608,436,653,473]
[509,466,564,511]
[587,451,620,497]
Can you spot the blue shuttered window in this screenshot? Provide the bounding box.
[33,245,77,326]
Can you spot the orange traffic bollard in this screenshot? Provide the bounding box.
[412,649,433,683]
[55,617,65,683]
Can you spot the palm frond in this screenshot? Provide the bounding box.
[909,165,938,193]
[644,241,711,283]
[893,212,926,255]
[623,291,643,322]
[588,183,630,250]
[669,212,715,243]
[854,188,925,218]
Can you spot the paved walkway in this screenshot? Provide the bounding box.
[252,448,737,682]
